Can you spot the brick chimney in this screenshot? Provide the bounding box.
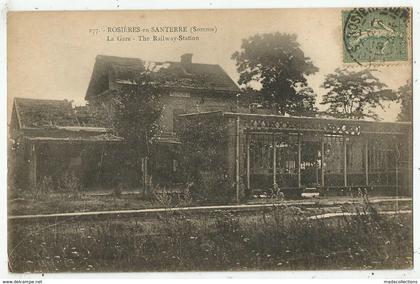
[180,53,193,65]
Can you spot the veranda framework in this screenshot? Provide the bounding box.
[180,111,412,198]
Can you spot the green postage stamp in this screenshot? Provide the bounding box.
[342,8,410,64]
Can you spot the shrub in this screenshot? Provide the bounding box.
[153,185,193,208]
[112,183,125,198]
[33,176,54,200]
[192,171,234,204]
[177,188,193,207]
[153,186,172,208]
[58,171,81,199]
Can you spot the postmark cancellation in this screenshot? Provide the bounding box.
[342,7,411,65]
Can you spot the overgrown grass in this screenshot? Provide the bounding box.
[8,201,412,272]
[9,183,192,216]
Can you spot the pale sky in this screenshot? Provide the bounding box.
[7,9,412,121]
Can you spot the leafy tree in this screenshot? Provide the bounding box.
[320,68,397,120]
[111,63,167,194]
[231,32,319,116]
[292,85,318,117]
[396,81,412,122]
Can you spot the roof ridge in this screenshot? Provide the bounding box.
[14,97,71,103]
[14,97,70,102]
[86,54,241,99]
[166,61,220,67]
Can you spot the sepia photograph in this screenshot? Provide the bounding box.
[6,7,414,274]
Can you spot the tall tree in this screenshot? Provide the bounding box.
[320,68,397,120]
[111,63,167,194]
[396,81,412,122]
[232,32,319,116]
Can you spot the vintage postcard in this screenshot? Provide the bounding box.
[6,7,413,274]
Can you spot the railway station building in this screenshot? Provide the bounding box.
[9,53,412,198]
